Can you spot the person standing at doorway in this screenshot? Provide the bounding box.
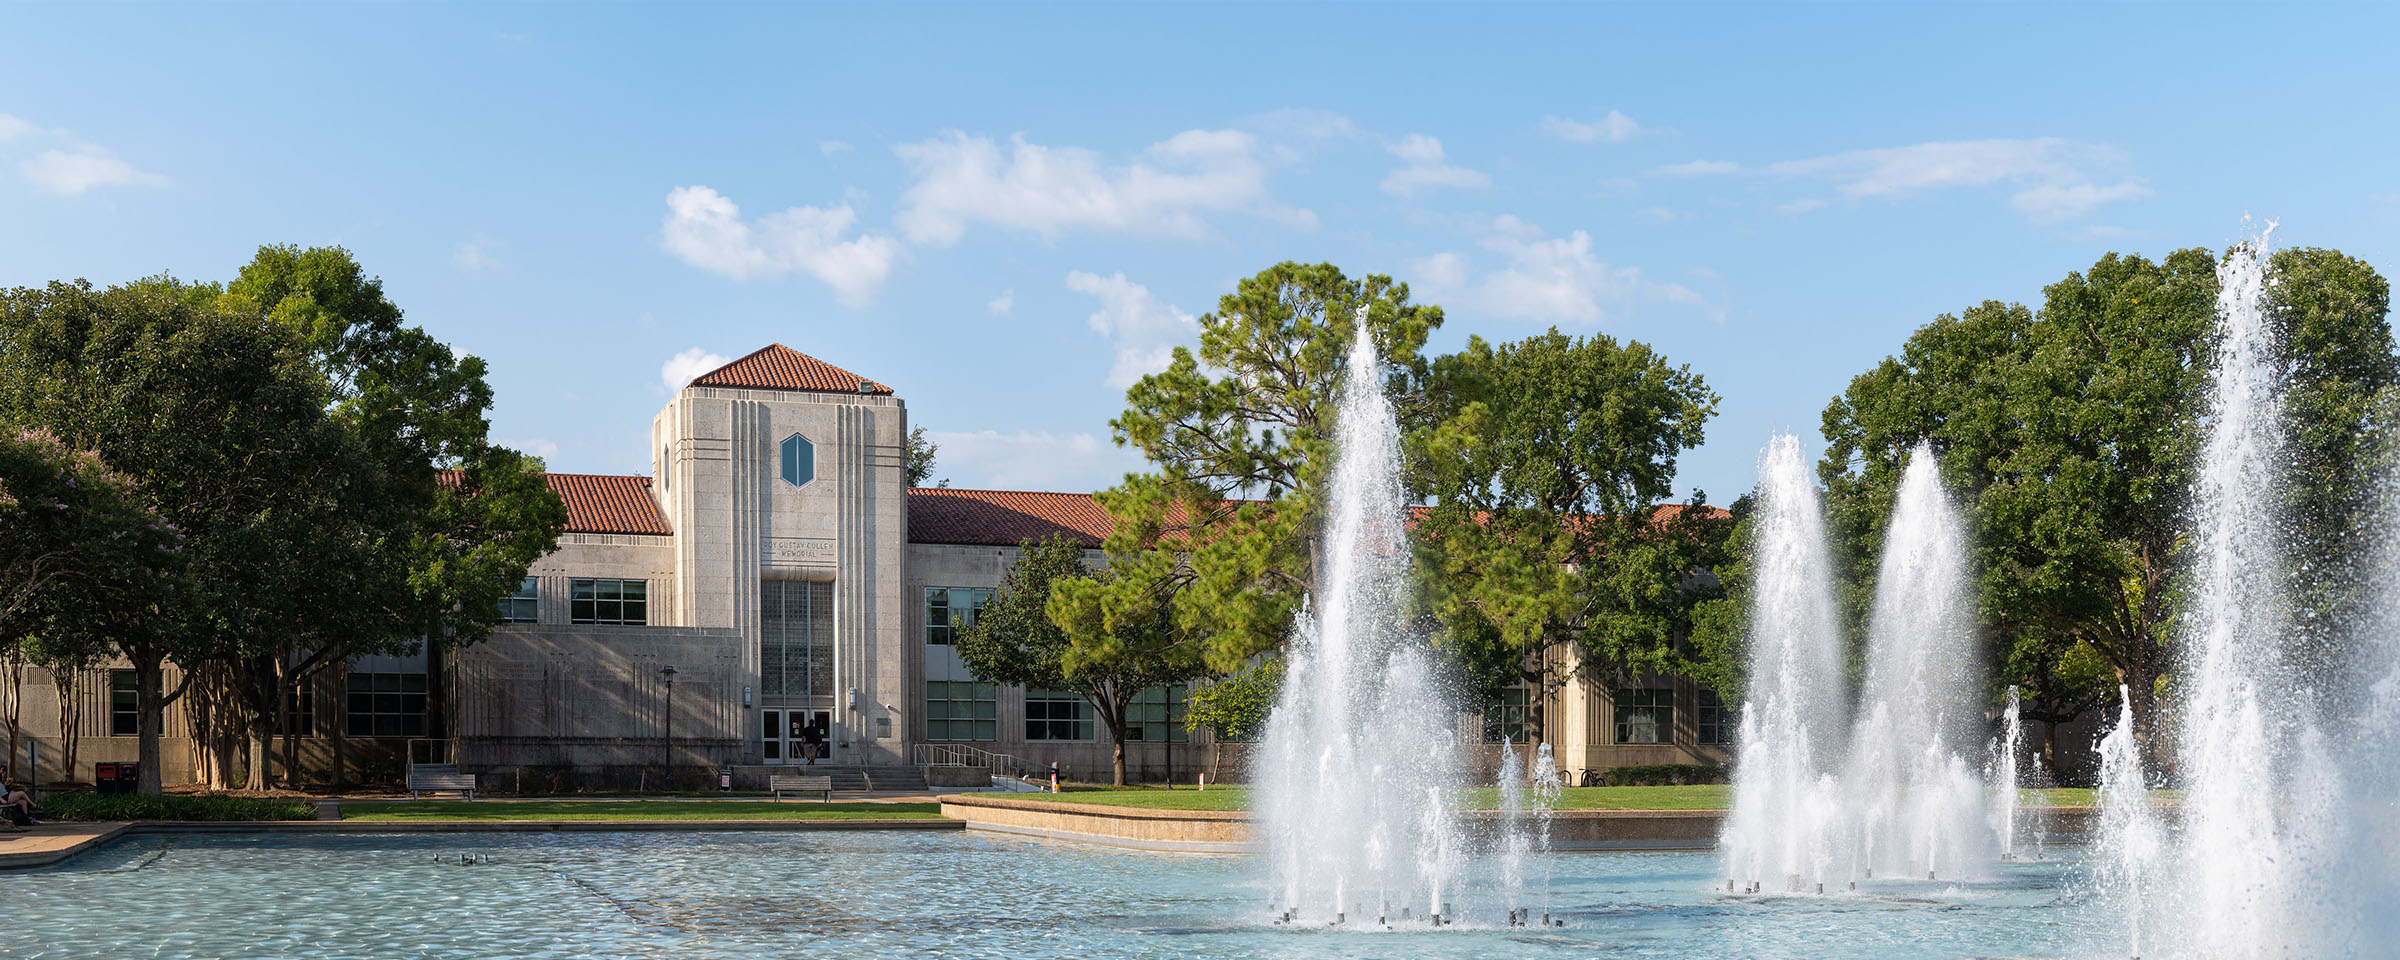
[800,722,822,766]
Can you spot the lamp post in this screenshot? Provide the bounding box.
[660,665,678,775]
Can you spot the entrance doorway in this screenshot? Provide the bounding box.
[762,709,831,764]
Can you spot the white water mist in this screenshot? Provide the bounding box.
[1257,331,1462,926]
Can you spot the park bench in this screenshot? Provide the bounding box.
[408,770,477,800]
[770,774,833,802]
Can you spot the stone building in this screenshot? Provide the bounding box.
[3,343,1730,788]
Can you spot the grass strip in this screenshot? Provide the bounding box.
[342,800,944,822]
[966,784,2131,812]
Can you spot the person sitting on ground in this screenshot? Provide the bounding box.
[2,780,37,827]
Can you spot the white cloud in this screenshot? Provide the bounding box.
[1540,110,1642,143]
[819,140,853,157]
[1633,205,1689,224]
[987,288,1014,316]
[1777,196,1831,215]
[507,437,559,459]
[452,234,506,271]
[0,114,171,196]
[1765,138,2148,222]
[1410,215,1715,325]
[1652,159,1742,178]
[19,147,171,196]
[661,347,731,393]
[2009,180,2153,222]
[1065,271,1197,389]
[891,129,1313,246]
[1380,133,1489,198]
[928,429,1146,492]
[659,185,899,305]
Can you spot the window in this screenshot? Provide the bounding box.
[1615,688,1673,745]
[570,578,647,625]
[780,433,815,487]
[925,681,996,741]
[499,577,539,623]
[110,670,137,736]
[1125,685,1189,742]
[761,580,835,701]
[346,672,428,738]
[1697,690,1733,745]
[1025,690,1092,741]
[1483,687,1532,743]
[923,587,993,645]
[276,678,316,737]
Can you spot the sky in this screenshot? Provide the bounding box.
[4,2,2396,504]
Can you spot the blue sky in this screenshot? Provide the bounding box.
[4,3,2396,503]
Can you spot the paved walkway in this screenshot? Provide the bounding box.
[0,821,130,869]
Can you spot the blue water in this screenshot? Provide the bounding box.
[5,832,2111,959]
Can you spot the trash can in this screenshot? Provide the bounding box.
[95,761,139,794]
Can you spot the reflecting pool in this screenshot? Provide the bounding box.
[9,831,2112,959]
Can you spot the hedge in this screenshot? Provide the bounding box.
[37,793,317,822]
[1601,763,1728,786]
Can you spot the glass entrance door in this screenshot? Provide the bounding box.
[762,709,831,764]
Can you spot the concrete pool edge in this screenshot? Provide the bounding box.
[937,796,2106,855]
[0,817,963,870]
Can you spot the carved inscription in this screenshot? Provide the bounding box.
[768,537,837,564]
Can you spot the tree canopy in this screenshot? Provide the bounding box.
[1815,245,2394,767]
[956,534,1209,785]
[1413,329,1730,718]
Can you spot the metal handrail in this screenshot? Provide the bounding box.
[914,743,1029,779]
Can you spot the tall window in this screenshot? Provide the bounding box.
[1697,690,1733,745]
[570,578,647,625]
[923,587,993,645]
[276,678,316,737]
[780,433,815,487]
[925,681,996,741]
[346,672,428,738]
[1125,685,1189,742]
[1025,691,1092,741]
[1615,688,1673,744]
[110,670,138,736]
[499,577,539,623]
[762,580,835,701]
[1483,687,1533,743]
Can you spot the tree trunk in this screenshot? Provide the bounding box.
[3,653,22,777]
[2041,718,2059,782]
[51,667,81,785]
[2122,661,2164,779]
[134,652,166,796]
[245,710,273,792]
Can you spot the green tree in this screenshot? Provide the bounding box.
[1412,330,1729,724]
[220,246,564,786]
[1816,246,2393,765]
[0,429,180,771]
[905,425,943,487]
[1093,262,1441,671]
[956,534,1210,785]
[0,278,356,794]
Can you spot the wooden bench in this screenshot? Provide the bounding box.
[770,774,833,802]
[408,771,477,800]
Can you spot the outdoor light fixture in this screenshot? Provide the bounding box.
[660,665,678,770]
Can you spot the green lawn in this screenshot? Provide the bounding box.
[968,784,2122,812]
[341,800,944,822]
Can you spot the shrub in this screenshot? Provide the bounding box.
[38,793,316,822]
[1601,763,1728,787]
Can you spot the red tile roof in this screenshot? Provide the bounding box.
[435,470,672,535]
[906,488,1115,547]
[688,343,893,395]
[542,474,673,535]
[903,488,1731,548]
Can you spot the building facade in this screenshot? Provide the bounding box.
[3,344,1729,788]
